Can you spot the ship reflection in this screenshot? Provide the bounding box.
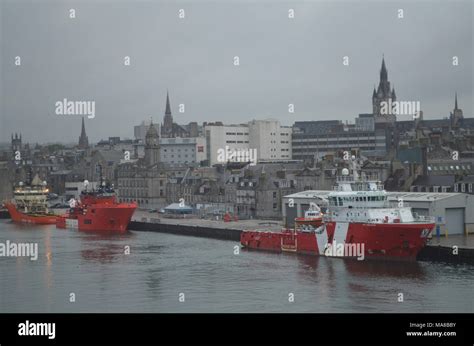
[295,254,337,285]
[78,229,133,239]
[342,258,426,279]
[81,244,127,263]
[80,232,133,263]
[296,254,426,280]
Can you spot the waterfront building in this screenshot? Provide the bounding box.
[0,161,12,201]
[133,92,205,165]
[160,137,207,167]
[454,176,474,194]
[248,119,292,161]
[134,136,207,167]
[204,123,249,166]
[204,119,292,166]
[292,116,388,161]
[117,121,168,208]
[85,149,125,183]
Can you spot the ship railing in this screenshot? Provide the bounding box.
[336,173,380,183]
[323,212,435,224]
[327,200,417,209]
[332,183,384,191]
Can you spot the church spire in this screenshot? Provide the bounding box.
[78,116,89,149]
[165,90,171,115]
[81,116,86,135]
[162,90,174,138]
[372,56,396,123]
[380,56,388,81]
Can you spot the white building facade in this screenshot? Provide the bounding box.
[205,119,292,165]
[160,137,207,167]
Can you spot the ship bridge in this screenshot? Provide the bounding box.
[333,173,384,193]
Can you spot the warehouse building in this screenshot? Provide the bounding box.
[283,190,474,235]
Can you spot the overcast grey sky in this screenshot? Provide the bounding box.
[1,0,472,144]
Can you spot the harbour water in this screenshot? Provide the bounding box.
[0,220,473,313]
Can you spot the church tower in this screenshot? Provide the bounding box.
[144,120,161,166]
[78,117,89,149]
[450,92,464,128]
[162,91,173,138]
[11,133,22,152]
[372,57,397,123]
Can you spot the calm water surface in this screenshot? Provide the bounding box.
[0,220,473,313]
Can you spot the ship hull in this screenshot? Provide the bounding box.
[4,202,57,225]
[325,221,434,261]
[241,230,326,255]
[241,221,434,261]
[57,203,136,233]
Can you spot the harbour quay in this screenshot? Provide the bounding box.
[129,210,283,241]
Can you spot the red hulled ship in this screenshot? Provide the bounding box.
[56,181,136,233]
[241,158,435,261]
[3,175,58,225]
[241,208,325,255]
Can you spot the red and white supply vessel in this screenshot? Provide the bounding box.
[323,158,434,261]
[241,157,435,261]
[240,207,325,255]
[56,180,136,233]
